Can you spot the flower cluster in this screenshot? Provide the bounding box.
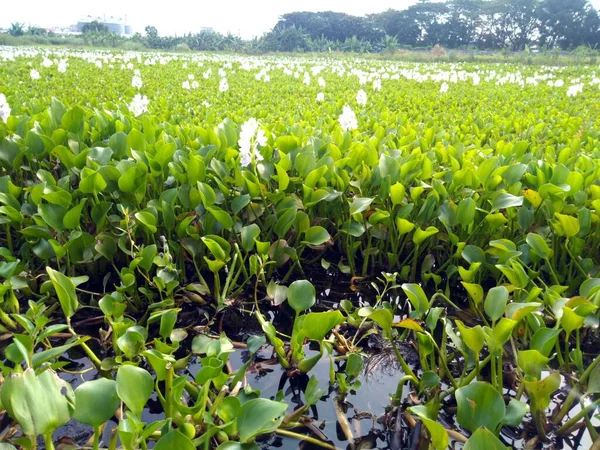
[238,118,266,167]
[132,75,143,89]
[567,83,584,97]
[57,59,68,73]
[219,78,229,92]
[0,94,10,123]
[356,89,367,106]
[128,94,149,116]
[338,106,358,131]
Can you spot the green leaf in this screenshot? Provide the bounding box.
[237,398,287,443]
[502,399,529,427]
[288,280,316,314]
[463,427,508,450]
[1,368,73,436]
[523,372,561,410]
[349,197,373,215]
[553,213,580,238]
[456,320,485,354]
[530,327,561,357]
[301,310,345,341]
[345,353,364,378]
[79,170,107,195]
[46,267,82,318]
[413,226,438,246]
[491,192,523,212]
[39,203,67,232]
[302,226,330,246]
[561,306,585,334]
[526,233,553,259]
[457,197,476,228]
[304,375,325,406]
[484,286,508,322]
[367,308,393,336]
[517,350,550,380]
[462,282,484,306]
[401,283,429,318]
[116,365,154,416]
[73,378,120,427]
[455,381,505,433]
[154,430,195,450]
[207,206,233,230]
[134,211,157,233]
[63,198,87,230]
[409,406,449,450]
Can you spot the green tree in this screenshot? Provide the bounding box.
[537,0,600,48]
[8,22,25,37]
[81,20,109,34]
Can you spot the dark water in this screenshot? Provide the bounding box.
[5,272,599,449]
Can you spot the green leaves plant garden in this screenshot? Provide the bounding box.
[0,48,597,450]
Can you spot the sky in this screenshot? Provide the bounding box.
[2,0,421,39]
[4,0,600,40]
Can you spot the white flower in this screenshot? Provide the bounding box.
[182,80,191,90]
[218,68,226,77]
[372,79,382,91]
[202,100,211,108]
[182,63,188,69]
[238,118,266,167]
[554,79,564,87]
[41,58,53,68]
[219,78,229,92]
[30,69,40,80]
[133,68,140,75]
[0,94,11,123]
[318,77,326,88]
[129,94,149,116]
[57,59,68,73]
[188,74,195,80]
[95,60,103,69]
[303,72,310,86]
[338,106,358,131]
[356,89,367,106]
[316,92,325,102]
[567,83,584,97]
[191,80,199,89]
[132,75,143,89]
[440,82,449,93]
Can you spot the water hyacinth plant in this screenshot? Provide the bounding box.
[0,46,597,449]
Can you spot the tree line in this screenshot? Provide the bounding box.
[5,0,600,53]
[271,0,600,52]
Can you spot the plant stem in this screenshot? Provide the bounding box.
[44,433,56,450]
[553,384,580,424]
[440,354,492,400]
[275,428,336,449]
[165,363,174,419]
[67,321,103,370]
[391,340,417,383]
[93,425,101,450]
[556,398,600,435]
